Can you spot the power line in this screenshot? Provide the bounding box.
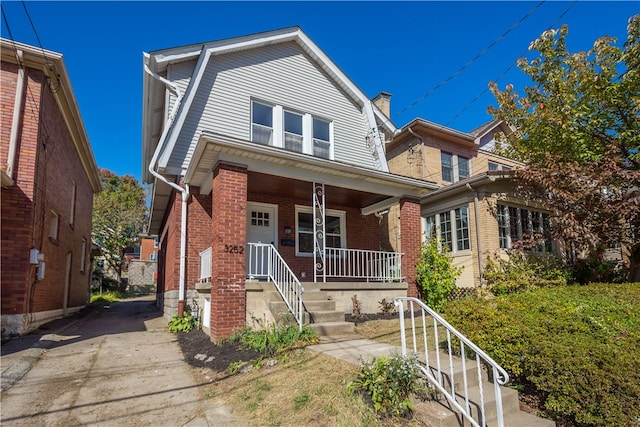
[393,0,546,120]
[21,0,59,92]
[444,0,579,128]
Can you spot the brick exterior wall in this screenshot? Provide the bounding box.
[140,237,158,260]
[209,163,248,340]
[1,60,94,336]
[399,197,421,298]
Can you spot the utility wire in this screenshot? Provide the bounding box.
[445,0,579,128]
[21,0,59,92]
[393,0,546,120]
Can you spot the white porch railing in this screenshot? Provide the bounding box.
[323,248,402,282]
[247,243,304,332]
[199,247,212,281]
[394,297,510,427]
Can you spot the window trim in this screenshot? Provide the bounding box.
[80,237,87,273]
[69,180,77,227]
[49,211,59,241]
[294,205,346,257]
[497,204,551,252]
[423,205,471,253]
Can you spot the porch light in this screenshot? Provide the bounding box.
[284,226,292,235]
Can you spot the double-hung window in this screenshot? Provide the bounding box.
[424,206,471,253]
[441,151,471,183]
[251,101,273,145]
[295,206,345,256]
[284,111,303,153]
[251,100,333,159]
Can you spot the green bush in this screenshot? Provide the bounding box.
[416,238,461,311]
[229,318,318,358]
[90,291,129,305]
[442,283,640,426]
[168,311,198,333]
[484,252,569,295]
[347,353,424,417]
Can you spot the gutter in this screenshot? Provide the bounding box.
[466,182,484,287]
[144,59,189,316]
[407,126,426,180]
[6,49,26,185]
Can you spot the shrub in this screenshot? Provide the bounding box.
[378,298,396,316]
[168,311,198,333]
[483,251,569,295]
[90,290,129,305]
[442,283,640,425]
[416,238,461,311]
[571,251,629,284]
[347,353,422,417]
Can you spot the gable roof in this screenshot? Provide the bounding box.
[142,26,395,183]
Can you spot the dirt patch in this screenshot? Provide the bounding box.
[176,329,261,372]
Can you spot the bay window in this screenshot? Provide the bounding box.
[497,204,551,252]
[424,206,471,252]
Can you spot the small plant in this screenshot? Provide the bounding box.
[90,290,129,305]
[167,311,198,333]
[227,361,243,374]
[378,298,397,316]
[347,352,423,417]
[416,238,461,311]
[229,317,318,358]
[293,392,311,410]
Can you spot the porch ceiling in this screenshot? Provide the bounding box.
[248,172,389,208]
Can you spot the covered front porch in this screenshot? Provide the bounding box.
[186,132,435,339]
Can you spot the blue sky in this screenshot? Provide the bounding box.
[2,1,637,182]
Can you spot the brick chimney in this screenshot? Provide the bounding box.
[373,91,392,117]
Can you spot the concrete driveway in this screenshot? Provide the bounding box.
[1,296,242,426]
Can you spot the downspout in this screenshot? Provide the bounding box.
[7,49,26,182]
[466,183,484,286]
[144,63,190,316]
[407,126,426,180]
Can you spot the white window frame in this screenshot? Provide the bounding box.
[251,99,333,159]
[80,237,87,273]
[497,204,551,252]
[423,205,471,253]
[295,205,346,257]
[49,211,59,240]
[69,180,77,226]
[489,161,512,171]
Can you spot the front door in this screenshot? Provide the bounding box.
[246,202,277,277]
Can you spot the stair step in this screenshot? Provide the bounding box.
[309,321,355,336]
[305,310,344,324]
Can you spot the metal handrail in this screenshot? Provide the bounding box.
[324,248,403,282]
[394,297,510,427]
[248,243,304,331]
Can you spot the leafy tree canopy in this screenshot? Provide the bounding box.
[488,15,640,280]
[92,169,148,283]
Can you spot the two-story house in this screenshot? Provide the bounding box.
[1,38,101,337]
[141,28,437,341]
[386,117,555,288]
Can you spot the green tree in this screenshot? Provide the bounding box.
[488,15,640,281]
[416,238,461,311]
[92,169,148,285]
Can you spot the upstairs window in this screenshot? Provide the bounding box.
[49,211,59,240]
[251,101,273,145]
[250,100,333,159]
[284,111,303,153]
[489,161,512,171]
[313,118,331,159]
[441,152,453,182]
[441,151,471,183]
[69,181,77,227]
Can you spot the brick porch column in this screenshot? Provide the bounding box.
[210,162,248,341]
[399,197,421,299]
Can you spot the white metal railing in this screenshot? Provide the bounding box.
[199,247,212,281]
[247,243,304,331]
[394,297,510,427]
[323,248,403,282]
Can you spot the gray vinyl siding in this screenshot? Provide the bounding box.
[165,42,375,172]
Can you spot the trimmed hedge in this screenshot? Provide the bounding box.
[442,283,640,426]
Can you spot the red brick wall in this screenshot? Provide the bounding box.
[140,237,157,260]
[1,60,94,320]
[400,197,421,298]
[210,163,247,340]
[186,187,212,287]
[158,191,181,294]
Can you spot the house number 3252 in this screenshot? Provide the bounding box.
[224,244,244,254]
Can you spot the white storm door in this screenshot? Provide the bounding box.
[246,202,277,277]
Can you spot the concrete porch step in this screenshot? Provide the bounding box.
[308,321,355,336]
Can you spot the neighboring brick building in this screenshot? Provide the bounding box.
[386,117,556,288]
[1,38,101,337]
[142,28,435,340]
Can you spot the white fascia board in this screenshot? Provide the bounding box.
[361,197,400,216]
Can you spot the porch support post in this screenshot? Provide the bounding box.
[210,162,248,341]
[399,197,421,298]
